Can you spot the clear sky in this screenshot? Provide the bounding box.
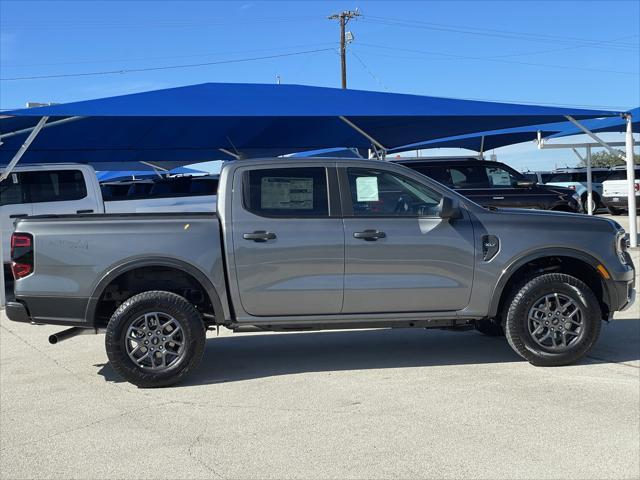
[1,0,638,172]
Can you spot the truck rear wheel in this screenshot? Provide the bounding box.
[105,291,206,388]
[504,273,601,366]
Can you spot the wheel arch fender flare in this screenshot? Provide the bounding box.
[85,257,227,326]
[488,247,610,318]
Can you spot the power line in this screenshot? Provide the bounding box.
[355,43,639,76]
[0,16,322,30]
[0,48,336,81]
[362,16,639,52]
[2,42,339,68]
[350,50,390,91]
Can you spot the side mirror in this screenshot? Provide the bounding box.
[438,196,461,219]
[516,179,535,188]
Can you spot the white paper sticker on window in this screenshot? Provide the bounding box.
[356,176,379,202]
[261,177,313,210]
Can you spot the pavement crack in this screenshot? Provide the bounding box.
[186,432,224,478]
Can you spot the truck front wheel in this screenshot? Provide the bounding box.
[105,291,206,388]
[504,273,601,366]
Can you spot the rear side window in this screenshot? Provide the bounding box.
[0,173,27,206]
[547,172,572,182]
[607,168,640,181]
[448,166,489,188]
[243,167,328,217]
[21,170,87,203]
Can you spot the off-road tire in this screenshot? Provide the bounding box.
[474,318,505,336]
[504,273,601,366]
[105,291,206,388]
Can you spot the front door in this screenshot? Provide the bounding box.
[231,165,344,317]
[341,167,475,314]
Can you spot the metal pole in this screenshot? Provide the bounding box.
[339,116,387,153]
[0,116,83,141]
[565,115,626,159]
[0,116,49,182]
[0,235,4,308]
[586,146,593,215]
[625,114,637,248]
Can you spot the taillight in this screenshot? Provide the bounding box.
[11,233,33,279]
[568,185,576,190]
[635,183,639,193]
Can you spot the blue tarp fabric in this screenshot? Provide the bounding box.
[548,107,638,139]
[389,121,574,153]
[0,83,621,166]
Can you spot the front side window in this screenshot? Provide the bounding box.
[22,170,87,203]
[347,168,442,217]
[485,166,521,187]
[244,167,328,217]
[447,166,489,189]
[548,172,572,183]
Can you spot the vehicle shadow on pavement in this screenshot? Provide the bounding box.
[94,319,640,386]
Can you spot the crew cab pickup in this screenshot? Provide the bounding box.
[6,158,636,387]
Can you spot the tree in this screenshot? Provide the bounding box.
[577,151,640,168]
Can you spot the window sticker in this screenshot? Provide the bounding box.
[260,177,313,210]
[356,176,379,202]
[11,173,18,184]
[487,168,511,186]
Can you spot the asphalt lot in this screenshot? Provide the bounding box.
[1,214,639,480]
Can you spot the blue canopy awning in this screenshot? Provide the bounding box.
[96,166,206,182]
[0,82,622,166]
[548,107,638,139]
[389,121,574,153]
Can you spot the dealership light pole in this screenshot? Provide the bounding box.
[328,9,360,89]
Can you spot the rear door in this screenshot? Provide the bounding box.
[230,164,344,317]
[0,173,32,264]
[23,169,98,216]
[340,166,475,313]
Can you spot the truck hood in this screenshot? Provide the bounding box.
[493,207,621,232]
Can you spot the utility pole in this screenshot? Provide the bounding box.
[328,9,360,88]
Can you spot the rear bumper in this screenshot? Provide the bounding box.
[602,195,640,210]
[6,296,89,327]
[6,301,31,324]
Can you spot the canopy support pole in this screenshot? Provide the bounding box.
[0,116,49,182]
[586,146,593,216]
[0,116,83,141]
[339,116,387,159]
[624,114,637,248]
[0,115,48,307]
[219,148,242,160]
[564,115,626,160]
[478,136,485,160]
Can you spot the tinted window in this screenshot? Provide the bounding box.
[593,171,612,183]
[607,168,640,181]
[347,168,441,217]
[448,166,489,188]
[244,167,328,217]
[571,172,587,182]
[0,173,26,206]
[522,173,538,182]
[548,172,572,182]
[410,165,452,185]
[21,170,87,203]
[485,166,521,187]
[540,173,553,183]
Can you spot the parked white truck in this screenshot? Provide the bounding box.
[601,165,640,215]
[1,163,217,265]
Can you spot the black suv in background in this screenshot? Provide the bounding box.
[395,158,582,212]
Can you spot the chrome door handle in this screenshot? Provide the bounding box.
[492,196,505,200]
[353,229,386,241]
[243,231,277,242]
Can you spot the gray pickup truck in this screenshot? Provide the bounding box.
[6,158,636,387]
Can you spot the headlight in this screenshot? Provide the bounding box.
[615,229,629,264]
